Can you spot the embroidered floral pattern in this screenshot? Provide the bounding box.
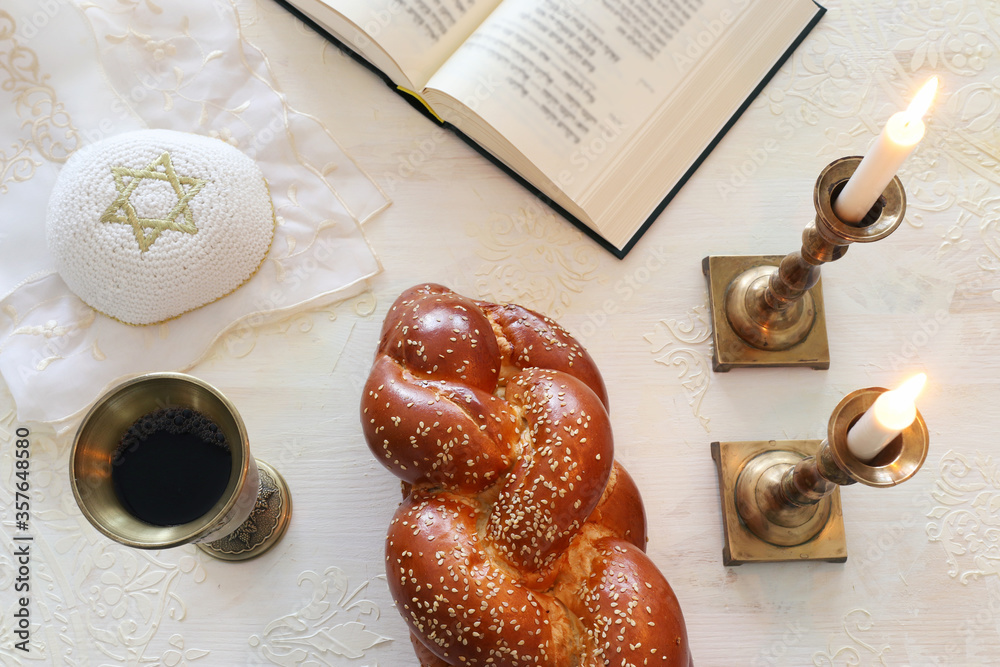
[249,568,392,666]
[0,10,80,193]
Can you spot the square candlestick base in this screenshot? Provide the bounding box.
[703,255,830,372]
[711,439,847,566]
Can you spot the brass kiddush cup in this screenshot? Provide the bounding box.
[70,372,291,561]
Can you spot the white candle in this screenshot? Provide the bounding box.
[846,373,927,462]
[833,78,939,224]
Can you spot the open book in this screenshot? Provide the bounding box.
[279,0,825,257]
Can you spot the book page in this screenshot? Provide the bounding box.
[296,0,503,89]
[424,0,746,198]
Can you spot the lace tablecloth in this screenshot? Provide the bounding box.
[1,0,999,664]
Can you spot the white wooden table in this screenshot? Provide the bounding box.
[2,0,999,664]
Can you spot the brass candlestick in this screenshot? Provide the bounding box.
[703,156,907,371]
[711,387,929,566]
[70,373,292,561]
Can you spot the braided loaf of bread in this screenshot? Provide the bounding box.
[362,284,691,666]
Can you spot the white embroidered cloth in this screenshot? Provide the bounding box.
[0,0,387,423]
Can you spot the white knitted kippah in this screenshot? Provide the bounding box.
[46,129,275,325]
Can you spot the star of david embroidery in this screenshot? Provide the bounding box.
[99,151,207,252]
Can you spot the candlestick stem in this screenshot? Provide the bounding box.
[778,442,848,506]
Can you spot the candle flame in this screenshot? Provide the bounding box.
[896,372,927,404]
[874,373,927,431]
[906,77,938,122]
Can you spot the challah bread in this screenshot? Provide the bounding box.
[362,284,691,666]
